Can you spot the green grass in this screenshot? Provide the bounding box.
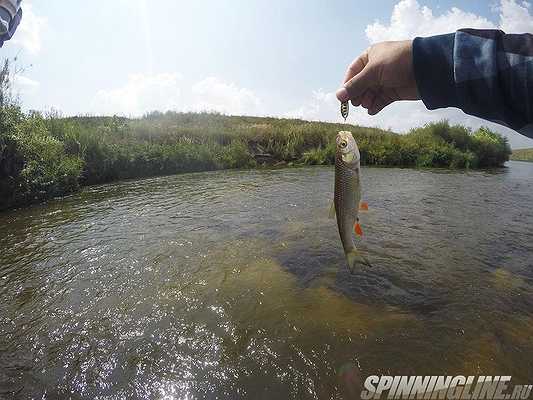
[511,148,533,162]
[0,110,512,211]
[0,60,513,211]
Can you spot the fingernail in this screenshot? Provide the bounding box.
[336,87,349,102]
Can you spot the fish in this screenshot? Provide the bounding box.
[330,131,371,272]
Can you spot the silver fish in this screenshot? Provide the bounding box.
[330,131,371,271]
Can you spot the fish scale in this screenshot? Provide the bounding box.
[334,146,361,258]
[332,130,371,271]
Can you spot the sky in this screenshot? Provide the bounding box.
[2,0,533,148]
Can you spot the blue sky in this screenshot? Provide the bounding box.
[3,0,533,148]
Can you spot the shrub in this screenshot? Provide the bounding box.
[216,140,256,169]
[472,127,512,167]
[0,56,513,210]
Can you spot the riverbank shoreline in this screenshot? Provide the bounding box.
[511,148,533,162]
[0,110,512,211]
[3,162,515,215]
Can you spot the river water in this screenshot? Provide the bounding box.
[1,162,532,399]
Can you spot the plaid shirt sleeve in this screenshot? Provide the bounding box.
[413,29,533,139]
[0,6,21,47]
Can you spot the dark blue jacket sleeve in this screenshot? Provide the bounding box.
[413,29,533,139]
[0,7,22,48]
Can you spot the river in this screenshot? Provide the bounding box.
[1,161,532,399]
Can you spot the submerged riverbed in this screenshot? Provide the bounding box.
[1,162,533,399]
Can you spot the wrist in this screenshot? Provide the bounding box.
[405,40,420,100]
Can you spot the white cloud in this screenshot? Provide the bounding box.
[191,77,262,116]
[284,90,338,120]
[13,75,39,88]
[365,0,496,43]
[286,90,451,131]
[92,73,182,116]
[4,73,39,103]
[498,0,533,33]
[365,0,533,44]
[91,74,262,117]
[12,3,47,54]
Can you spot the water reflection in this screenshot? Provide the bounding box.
[0,162,532,398]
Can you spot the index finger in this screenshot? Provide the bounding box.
[343,50,369,84]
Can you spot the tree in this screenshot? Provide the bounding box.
[0,59,10,107]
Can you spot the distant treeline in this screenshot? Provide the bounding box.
[511,148,533,162]
[0,64,512,211]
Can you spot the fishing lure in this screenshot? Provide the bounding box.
[340,101,349,122]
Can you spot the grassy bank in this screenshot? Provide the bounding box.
[511,148,533,162]
[0,62,512,211]
[0,109,512,211]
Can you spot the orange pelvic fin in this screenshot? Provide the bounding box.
[354,223,363,236]
[359,202,369,211]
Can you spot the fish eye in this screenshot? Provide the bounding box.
[340,141,347,148]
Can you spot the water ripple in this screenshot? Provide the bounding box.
[1,163,533,398]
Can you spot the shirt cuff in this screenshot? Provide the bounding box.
[413,33,460,110]
[0,7,10,34]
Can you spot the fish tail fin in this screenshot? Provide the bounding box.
[345,249,373,273]
[345,251,358,273]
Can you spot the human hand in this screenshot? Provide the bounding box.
[336,40,419,115]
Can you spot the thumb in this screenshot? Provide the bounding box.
[336,65,376,103]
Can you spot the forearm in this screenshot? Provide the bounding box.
[413,29,533,138]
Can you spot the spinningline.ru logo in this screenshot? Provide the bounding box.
[361,376,532,399]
